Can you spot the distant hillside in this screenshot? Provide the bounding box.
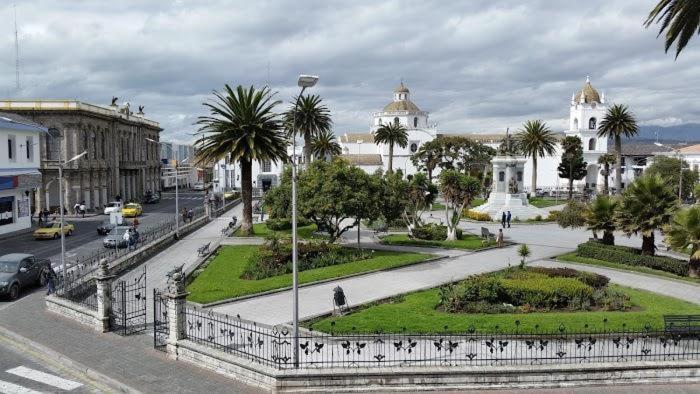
[635,124,700,143]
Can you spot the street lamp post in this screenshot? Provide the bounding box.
[292,74,318,368]
[655,142,684,202]
[58,150,87,288]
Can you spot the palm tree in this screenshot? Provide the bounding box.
[284,94,332,167]
[597,153,617,195]
[614,174,677,255]
[374,123,408,173]
[585,196,618,245]
[597,104,639,195]
[515,120,558,196]
[310,129,341,161]
[195,85,288,236]
[664,206,700,277]
[645,0,700,58]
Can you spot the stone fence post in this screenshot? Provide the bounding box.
[166,270,189,359]
[95,259,115,332]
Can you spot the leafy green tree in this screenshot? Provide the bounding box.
[556,200,588,230]
[597,153,616,195]
[664,206,700,277]
[645,0,700,58]
[374,123,408,173]
[410,138,443,183]
[515,120,558,196]
[598,104,639,195]
[296,159,380,242]
[439,170,481,240]
[645,156,699,200]
[557,136,588,200]
[695,183,700,203]
[195,85,287,235]
[310,129,341,161]
[263,167,292,219]
[585,196,618,245]
[378,170,409,228]
[615,174,678,255]
[403,172,437,233]
[284,94,333,167]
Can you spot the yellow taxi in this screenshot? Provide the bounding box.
[121,203,143,218]
[224,191,239,200]
[33,221,74,240]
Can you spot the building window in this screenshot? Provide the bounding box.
[393,117,399,126]
[516,171,523,182]
[25,136,33,161]
[7,136,15,161]
[413,117,418,127]
[262,160,272,172]
[588,138,596,151]
[498,171,505,182]
[410,142,418,153]
[589,118,597,129]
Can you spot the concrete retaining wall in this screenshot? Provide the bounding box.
[45,295,98,329]
[174,340,700,392]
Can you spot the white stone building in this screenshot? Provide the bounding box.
[0,114,47,235]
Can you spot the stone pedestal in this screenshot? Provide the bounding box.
[166,271,189,359]
[95,259,115,332]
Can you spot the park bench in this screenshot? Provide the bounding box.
[663,315,700,334]
[197,242,211,257]
[480,227,496,241]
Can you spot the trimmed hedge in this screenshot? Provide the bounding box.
[412,223,462,241]
[577,241,688,276]
[463,209,492,221]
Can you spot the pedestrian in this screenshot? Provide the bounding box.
[128,229,137,250]
[122,228,131,250]
[187,208,194,222]
[42,208,49,223]
[79,201,86,218]
[496,229,504,248]
[507,211,512,228]
[73,202,80,215]
[133,217,139,228]
[501,212,506,229]
[45,268,57,295]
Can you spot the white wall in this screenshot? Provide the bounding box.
[0,127,41,171]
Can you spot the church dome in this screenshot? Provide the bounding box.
[393,82,410,93]
[574,77,601,104]
[383,99,421,112]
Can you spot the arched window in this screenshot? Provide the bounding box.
[393,117,399,126]
[413,117,418,127]
[573,118,579,130]
[410,143,418,153]
[588,138,596,151]
[589,117,597,129]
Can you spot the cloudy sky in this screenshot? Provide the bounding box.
[0,0,698,143]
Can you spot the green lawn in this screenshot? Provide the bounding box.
[528,197,563,208]
[558,252,700,285]
[233,222,325,239]
[306,284,700,334]
[430,202,446,211]
[187,245,434,304]
[471,198,486,208]
[380,234,494,250]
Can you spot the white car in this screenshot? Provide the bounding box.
[193,182,206,191]
[103,201,123,215]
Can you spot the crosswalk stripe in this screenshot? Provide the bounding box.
[6,366,83,391]
[0,379,41,394]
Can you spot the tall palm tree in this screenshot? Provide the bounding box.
[284,94,332,167]
[645,0,700,58]
[664,206,700,277]
[310,129,341,161]
[614,174,677,255]
[195,85,288,236]
[597,153,617,195]
[597,104,639,195]
[374,123,408,173]
[585,196,618,245]
[515,120,558,196]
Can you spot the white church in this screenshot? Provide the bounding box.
[337,77,612,194]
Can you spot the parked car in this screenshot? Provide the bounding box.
[33,221,74,240]
[103,201,123,215]
[121,203,143,218]
[193,182,206,191]
[102,226,139,249]
[0,253,52,300]
[96,219,120,235]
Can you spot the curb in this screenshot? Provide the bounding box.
[0,324,140,393]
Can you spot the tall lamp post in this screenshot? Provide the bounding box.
[58,150,87,287]
[654,142,684,202]
[292,74,319,368]
[147,138,188,237]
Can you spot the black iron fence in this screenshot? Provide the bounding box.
[54,274,97,311]
[180,306,700,369]
[110,266,147,335]
[153,289,170,350]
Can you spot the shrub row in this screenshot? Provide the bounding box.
[528,266,609,289]
[577,241,688,276]
[463,210,492,222]
[265,218,310,231]
[412,223,462,241]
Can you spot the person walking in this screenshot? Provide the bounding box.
[45,268,57,295]
[507,211,512,228]
[122,228,131,251]
[79,201,86,218]
[501,212,507,229]
[73,202,80,216]
[496,228,504,248]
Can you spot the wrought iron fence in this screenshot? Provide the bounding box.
[153,289,170,350]
[110,266,147,335]
[180,306,700,370]
[54,273,97,311]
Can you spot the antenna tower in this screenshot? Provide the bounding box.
[13,2,20,92]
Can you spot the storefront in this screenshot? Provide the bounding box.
[0,175,32,235]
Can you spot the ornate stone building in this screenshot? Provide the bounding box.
[0,100,162,213]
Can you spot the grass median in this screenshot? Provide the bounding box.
[305,284,700,334]
[187,245,434,304]
[528,197,563,208]
[233,222,326,240]
[379,233,494,250]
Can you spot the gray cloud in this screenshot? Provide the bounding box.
[0,0,698,142]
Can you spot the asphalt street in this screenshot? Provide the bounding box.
[0,191,207,264]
